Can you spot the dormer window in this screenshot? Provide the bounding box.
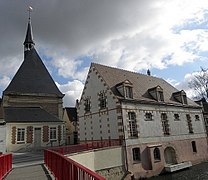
[148,86,164,102]
[125,86,133,98]
[172,90,188,104]
[116,80,133,99]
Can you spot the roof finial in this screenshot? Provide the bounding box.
[24,6,35,52]
[147,69,151,76]
[28,6,33,21]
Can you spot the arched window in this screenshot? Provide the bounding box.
[154,147,161,161]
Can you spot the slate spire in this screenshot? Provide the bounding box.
[3,7,64,98]
[23,6,35,51]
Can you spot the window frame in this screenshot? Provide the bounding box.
[195,115,200,121]
[128,112,138,137]
[174,113,180,121]
[125,86,133,99]
[49,127,57,141]
[99,92,107,109]
[84,98,91,113]
[17,128,26,143]
[145,112,153,121]
[132,147,141,162]
[153,147,161,161]
[161,113,170,135]
[186,114,194,133]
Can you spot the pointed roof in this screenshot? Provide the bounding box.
[91,63,199,107]
[23,19,35,46]
[4,11,63,97]
[4,48,63,97]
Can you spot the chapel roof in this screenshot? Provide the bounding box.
[3,15,63,97]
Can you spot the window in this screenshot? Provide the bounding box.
[192,141,197,153]
[186,114,194,133]
[154,148,161,161]
[158,91,164,101]
[84,98,91,113]
[99,92,107,109]
[128,112,138,137]
[17,128,25,142]
[182,94,187,104]
[125,86,133,98]
[174,114,180,121]
[148,86,164,101]
[132,148,141,161]
[172,90,188,104]
[145,112,153,121]
[161,113,170,135]
[50,127,57,140]
[195,115,200,121]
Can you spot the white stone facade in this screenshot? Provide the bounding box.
[78,63,208,178]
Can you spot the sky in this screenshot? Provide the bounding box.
[0,0,208,107]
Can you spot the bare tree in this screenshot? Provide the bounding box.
[188,67,208,101]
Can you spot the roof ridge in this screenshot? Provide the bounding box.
[91,62,164,81]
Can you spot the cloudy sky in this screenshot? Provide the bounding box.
[0,0,208,106]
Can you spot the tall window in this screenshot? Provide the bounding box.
[99,92,107,109]
[128,112,138,137]
[50,127,57,140]
[153,148,161,161]
[132,147,141,161]
[17,128,25,142]
[84,98,91,113]
[192,141,197,153]
[186,114,194,133]
[125,86,133,98]
[161,113,170,135]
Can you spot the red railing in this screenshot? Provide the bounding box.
[50,139,121,155]
[0,154,12,180]
[44,149,106,180]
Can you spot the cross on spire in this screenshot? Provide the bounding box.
[24,6,35,52]
[28,6,33,21]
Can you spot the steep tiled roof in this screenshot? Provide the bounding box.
[4,107,62,123]
[4,48,63,97]
[92,63,199,107]
[65,107,77,122]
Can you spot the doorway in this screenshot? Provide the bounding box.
[164,147,177,165]
[34,128,41,148]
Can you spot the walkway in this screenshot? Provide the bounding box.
[5,164,52,180]
[4,151,54,180]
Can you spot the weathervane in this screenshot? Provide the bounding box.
[28,6,33,20]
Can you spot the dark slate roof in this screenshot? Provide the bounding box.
[65,107,77,122]
[4,48,63,97]
[4,107,62,123]
[92,63,199,107]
